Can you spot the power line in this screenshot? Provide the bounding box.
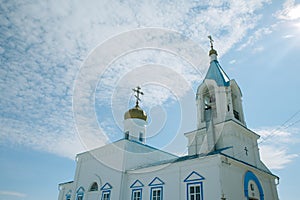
[232,109,300,160]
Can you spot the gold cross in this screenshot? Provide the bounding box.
[132,86,144,106]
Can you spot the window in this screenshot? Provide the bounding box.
[76,194,83,200]
[66,192,71,200]
[125,131,129,139]
[184,171,205,200]
[101,191,110,200]
[149,177,164,200]
[100,183,112,200]
[130,180,144,200]
[187,183,202,200]
[139,132,143,142]
[132,189,142,200]
[76,187,85,200]
[151,187,162,200]
[244,171,264,200]
[89,182,98,191]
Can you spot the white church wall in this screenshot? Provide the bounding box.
[127,154,222,200]
[219,154,279,200]
[58,182,73,200]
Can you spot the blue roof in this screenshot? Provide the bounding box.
[204,60,230,86]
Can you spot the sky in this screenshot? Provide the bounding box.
[0,0,300,200]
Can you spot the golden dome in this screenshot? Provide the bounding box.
[209,48,218,56]
[124,105,147,121]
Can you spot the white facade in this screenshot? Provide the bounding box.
[58,47,279,200]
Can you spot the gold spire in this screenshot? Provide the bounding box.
[208,35,218,56]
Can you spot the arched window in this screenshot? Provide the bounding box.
[244,171,264,200]
[76,187,85,200]
[89,182,98,192]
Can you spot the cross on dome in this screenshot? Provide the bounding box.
[208,35,214,49]
[132,86,144,107]
[208,35,218,56]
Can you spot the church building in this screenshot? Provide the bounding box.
[58,38,279,200]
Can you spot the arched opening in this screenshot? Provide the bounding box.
[231,82,243,123]
[244,171,264,200]
[89,182,98,192]
[202,86,216,122]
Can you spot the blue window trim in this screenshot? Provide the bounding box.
[65,193,71,200]
[148,177,164,186]
[244,171,264,200]
[130,180,144,188]
[150,186,163,200]
[101,183,112,190]
[76,187,85,200]
[101,190,111,200]
[131,188,142,200]
[186,182,203,200]
[184,171,205,182]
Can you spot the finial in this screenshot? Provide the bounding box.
[208,35,214,49]
[132,86,144,107]
[208,35,218,57]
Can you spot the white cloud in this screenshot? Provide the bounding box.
[0,0,273,159]
[0,190,27,198]
[229,59,236,64]
[0,118,85,159]
[276,0,300,20]
[237,27,272,51]
[255,127,299,169]
[252,45,264,53]
[282,34,295,38]
[259,145,298,170]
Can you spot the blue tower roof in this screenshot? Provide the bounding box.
[204,60,230,86]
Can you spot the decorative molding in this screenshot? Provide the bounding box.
[184,171,205,182]
[130,180,144,188]
[101,183,112,191]
[149,177,165,186]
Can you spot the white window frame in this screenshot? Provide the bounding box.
[131,188,142,200]
[187,182,203,200]
[101,190,111,200]
[150,186,163,200]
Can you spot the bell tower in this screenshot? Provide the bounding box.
[196,36,246,130]
[185,36,265,169]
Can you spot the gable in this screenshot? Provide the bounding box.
[130,180,144,188]
[100,183,112,190]
[184,171,205,182]
[149,177,164,186]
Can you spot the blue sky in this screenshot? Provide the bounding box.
[1,0,300,200]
